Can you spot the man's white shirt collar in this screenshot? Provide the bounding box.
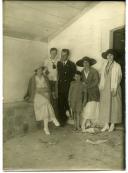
[63,60,68,65]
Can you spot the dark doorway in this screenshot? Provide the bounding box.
[112,27,125,123]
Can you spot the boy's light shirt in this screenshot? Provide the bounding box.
[44,56,58,81]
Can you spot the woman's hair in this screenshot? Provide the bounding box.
[50,47,57,53]
[74,71,82,81]
[62,49,70,56]
[104,49,119,60]
[34,66,45,73]
[75,71,82,76]
[83,60,91,66]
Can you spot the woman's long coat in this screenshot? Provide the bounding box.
[81,67,100,104]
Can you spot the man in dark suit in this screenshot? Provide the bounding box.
[57,49,76,126]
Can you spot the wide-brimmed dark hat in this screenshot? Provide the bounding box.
[102,49,118,59]
[76,56,97,67]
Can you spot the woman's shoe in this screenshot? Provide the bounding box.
[52,119,60,127]
[81,128,86,133]
[44,128,50,135]
[73,128,77,131]
[101,124,109,132]
[108,124,115,132]
[85,119,92,129]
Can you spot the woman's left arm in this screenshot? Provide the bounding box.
[111,63,122,96]
[118,64,122,85]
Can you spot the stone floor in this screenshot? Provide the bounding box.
[3,124,125,171]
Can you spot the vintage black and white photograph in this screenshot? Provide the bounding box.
[3,0,125,171]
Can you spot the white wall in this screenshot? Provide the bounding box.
[48,1,125,71]
[3,1,125,102]
[4,36,48,103]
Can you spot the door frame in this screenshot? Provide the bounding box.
[109,25,125,122]
[109,25,125,49]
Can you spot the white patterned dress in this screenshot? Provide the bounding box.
[34,75,56,121]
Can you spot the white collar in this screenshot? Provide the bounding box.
[50,56,57,62]
[84,70,89,74]
[63,60,68,64]
[84,70,89,78]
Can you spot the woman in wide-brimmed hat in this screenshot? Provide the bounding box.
[76,56,100,132]
[24,64,60,135]
[99,49,122,132]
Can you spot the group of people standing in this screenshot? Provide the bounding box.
[24,48,122,135]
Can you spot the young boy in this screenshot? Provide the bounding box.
[68,71,85,130]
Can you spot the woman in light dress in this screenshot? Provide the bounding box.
[34,65,60,135]
[99,49,122,132]
[76,57,100,132]
[24,65,60,135]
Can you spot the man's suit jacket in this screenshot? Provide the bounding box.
[57,60,76,95]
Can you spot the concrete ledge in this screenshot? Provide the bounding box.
[3,101,38,142]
